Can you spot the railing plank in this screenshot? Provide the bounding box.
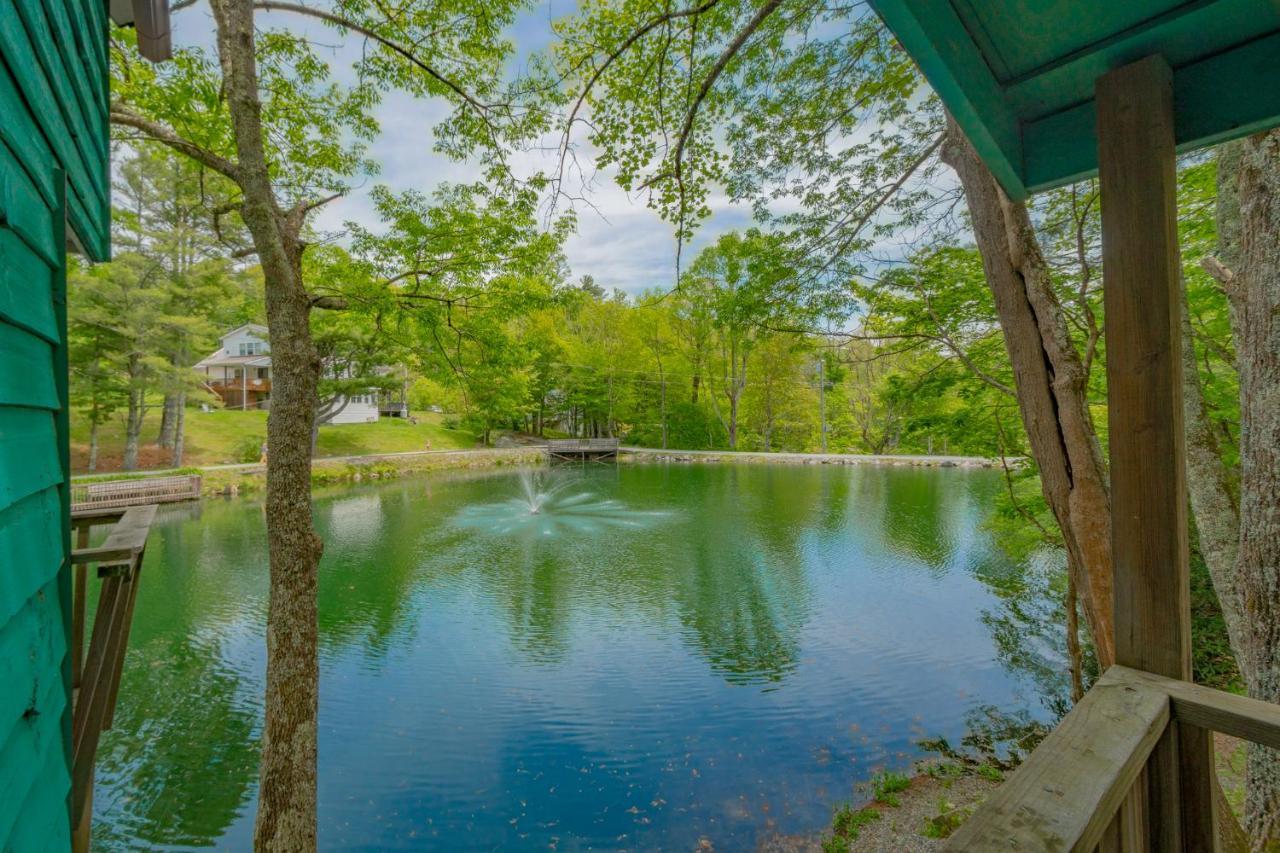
[71,504,155,570]
[945,667,1170,851]
[1117,666,1280,751]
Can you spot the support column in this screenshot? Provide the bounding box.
[1096,54,1217,851]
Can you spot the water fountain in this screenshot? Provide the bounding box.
[453,468,667,537]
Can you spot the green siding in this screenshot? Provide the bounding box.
[0,0,107,846]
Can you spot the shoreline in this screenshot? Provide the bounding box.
[71,445,1011,499]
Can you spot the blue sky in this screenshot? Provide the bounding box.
[243,0,761,296]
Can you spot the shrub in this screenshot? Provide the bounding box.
[235,435,266,463]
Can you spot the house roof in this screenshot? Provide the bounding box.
[194,354,272,370]
[221,323,269,341]
[869,0,1280,198]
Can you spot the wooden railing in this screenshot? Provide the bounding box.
[547,438,621,462]
[209,377,270,390]
[71,474,201,512]
[947,665,1280,851]
[69,505,158,853]
[547,438,620,451]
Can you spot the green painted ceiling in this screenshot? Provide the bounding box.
[871,0,1280,198]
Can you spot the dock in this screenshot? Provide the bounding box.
[546,438,620,463]
[71,474,202,512]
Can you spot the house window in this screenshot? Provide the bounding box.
[257,367,270,379]
[238,341,264,356]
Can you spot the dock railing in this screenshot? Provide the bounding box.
[546,438,620,462]
[69,505,158,853]
[947,665,1280,850]
[71,474,201,512]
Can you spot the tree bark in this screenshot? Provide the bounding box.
[207,0,323,848]
[1235,129,1280,850]
[88,419,99,473]
[123,381,145,471]
[158,391,178,448]
[171,391,186,468]
[941,114,1116,668]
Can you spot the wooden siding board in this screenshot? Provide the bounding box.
[0,142,58,266]
[0,487,64,629]
[0,8,100,227]
[0,586,68,844]
[0,63,57,207]
[10,0,109,209]
[47,0,107,119]
[0,229,57,343]
[0,0,107,258]
[0,322,57,410]
[0,406,61,516]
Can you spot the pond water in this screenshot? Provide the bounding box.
[90,463,1065,851]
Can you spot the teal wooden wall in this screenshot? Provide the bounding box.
[0,0,109,846]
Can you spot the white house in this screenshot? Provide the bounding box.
[193,324,273,410]
[194,325,401,423]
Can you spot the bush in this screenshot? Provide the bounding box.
[234,435,266,464]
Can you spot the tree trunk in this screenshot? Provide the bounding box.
[88,419,99,473]
[1235,129,1280,850]
[171,391,186,468]
[208,0,323,847]
[942,114,1116,668]
[727,391,739,450]
[157,391,178,448]
[123,384,145,471]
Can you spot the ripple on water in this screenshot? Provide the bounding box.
[93,464,1062,850]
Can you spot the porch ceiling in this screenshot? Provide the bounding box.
[869,0,1280,198]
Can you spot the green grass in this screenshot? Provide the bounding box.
[825,803,881,851]
[71,407,478,472]
[867,770,912,807]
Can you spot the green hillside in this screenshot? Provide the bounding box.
[70,408,478,472]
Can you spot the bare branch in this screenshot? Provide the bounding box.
[110,103,242,181]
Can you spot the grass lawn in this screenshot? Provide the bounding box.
[70,407,478,472]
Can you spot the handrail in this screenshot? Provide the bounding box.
[69,505,157,853]
[547,438,620,449]
[947,665,1280,851]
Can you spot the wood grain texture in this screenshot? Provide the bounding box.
[944,667,1170,851]
[1096,55,1215,850]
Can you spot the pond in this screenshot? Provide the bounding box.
[90,463,1066,850]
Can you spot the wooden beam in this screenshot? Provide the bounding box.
[1118,666,1280,751]
[943,667,1170,851]
[1096,54,1216,850]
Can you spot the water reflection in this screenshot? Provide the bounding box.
[93,464,1064,850]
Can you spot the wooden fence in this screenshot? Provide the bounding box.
[69,505,158,852]
[71,474,201,512]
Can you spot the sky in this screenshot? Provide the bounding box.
[217,0,760,297]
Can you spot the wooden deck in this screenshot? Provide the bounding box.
[546,438,620,463]
[71,474,202,512]
[69,505,158,853]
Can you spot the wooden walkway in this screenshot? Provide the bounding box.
[546,438,619,463]
[70,474,201,512]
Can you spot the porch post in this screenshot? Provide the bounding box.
[1096,55,1217,850]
